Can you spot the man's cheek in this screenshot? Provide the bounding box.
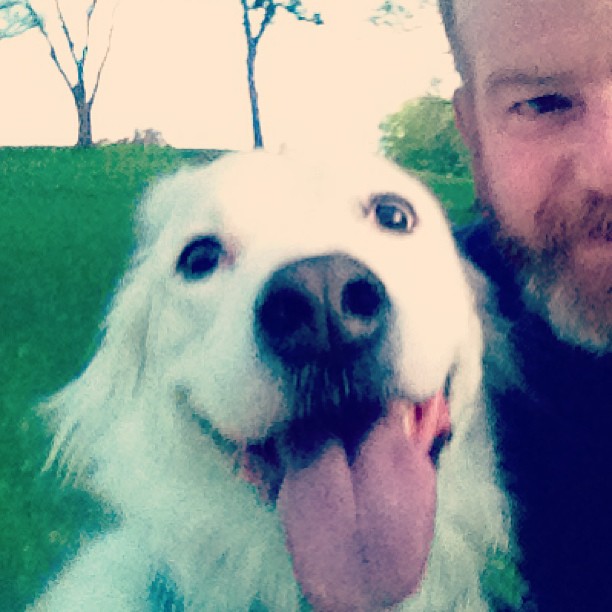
[483,137,553,240]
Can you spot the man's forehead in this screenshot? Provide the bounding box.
[454,0,612,86]
[454,0,606,26]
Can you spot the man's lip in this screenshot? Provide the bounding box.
[572,238,612,267]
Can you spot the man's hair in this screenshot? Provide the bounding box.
[438,0,469,81]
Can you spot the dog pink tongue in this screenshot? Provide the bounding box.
[278,398,443,611]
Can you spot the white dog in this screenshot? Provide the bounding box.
[34,150,511,611]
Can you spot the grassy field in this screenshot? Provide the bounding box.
[0,146,223,606]
[0,146,522,608]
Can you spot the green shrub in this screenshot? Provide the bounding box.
[380,95,472,179]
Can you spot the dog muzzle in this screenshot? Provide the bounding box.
[248,254,452,610]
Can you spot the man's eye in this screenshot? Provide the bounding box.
[510,94,573,117]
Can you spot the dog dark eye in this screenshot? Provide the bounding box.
[176,236,225,280]
[369,193,417,234]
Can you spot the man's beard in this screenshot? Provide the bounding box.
[478,191,612,355]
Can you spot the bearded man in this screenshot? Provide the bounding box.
[438,0,612,609]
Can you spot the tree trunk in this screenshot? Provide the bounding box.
[247,41,264,149]
[76,101,93,147]
[72,81,93,148]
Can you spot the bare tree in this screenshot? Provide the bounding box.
[370,0,431,30]
[0,0,117,147]
[239,0,322,149]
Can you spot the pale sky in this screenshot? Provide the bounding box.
[0,0,460,152]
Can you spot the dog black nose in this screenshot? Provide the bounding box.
[255,254,389,365]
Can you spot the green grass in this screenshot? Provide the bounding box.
[1,147,515,608]
[0,146,223,606]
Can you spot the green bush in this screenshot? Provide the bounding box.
[414,169,476,226]
[381,95,472,179]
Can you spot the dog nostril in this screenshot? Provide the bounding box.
[256,255,390,365]
[258,287,314,339]
[342,278,384,319]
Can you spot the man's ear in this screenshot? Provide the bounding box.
[453,86,479,153]
[453,85,490,204]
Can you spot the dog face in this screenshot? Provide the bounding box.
[44,150,499,611]
[140,151,473,436]
[132,151,478,608]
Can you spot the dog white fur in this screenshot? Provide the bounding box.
[34,150,510,611]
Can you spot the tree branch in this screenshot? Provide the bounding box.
[88,5,117,105]
[23,2,73,90]
[82,0,98,64]
[54,0,79,65]
[279,1,322,25]
[240,0,252,44]
[240,0,277,47]
[0,0,32,15]
[0,1,39,37]
[86,0,99,37]
[253,1,276,45]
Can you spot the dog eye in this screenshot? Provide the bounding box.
[176,236,225,280]
[369,193,417,234]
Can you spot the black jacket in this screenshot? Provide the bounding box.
[456,221,612,612]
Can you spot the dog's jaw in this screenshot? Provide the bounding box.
[283,394,450,611]
[187,385,450,610]
[220,391,449,611]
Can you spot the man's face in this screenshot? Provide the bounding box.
[453,0,612,353]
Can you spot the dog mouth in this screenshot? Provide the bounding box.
[277,392,450,611]
[238,388,452,504]
[191,378,452,611]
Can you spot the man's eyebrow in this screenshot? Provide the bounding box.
[485,70,569,93]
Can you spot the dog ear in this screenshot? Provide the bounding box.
[41,264,154,484]
[42,169,185,484]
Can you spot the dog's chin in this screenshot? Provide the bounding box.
[189,388,451,610]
